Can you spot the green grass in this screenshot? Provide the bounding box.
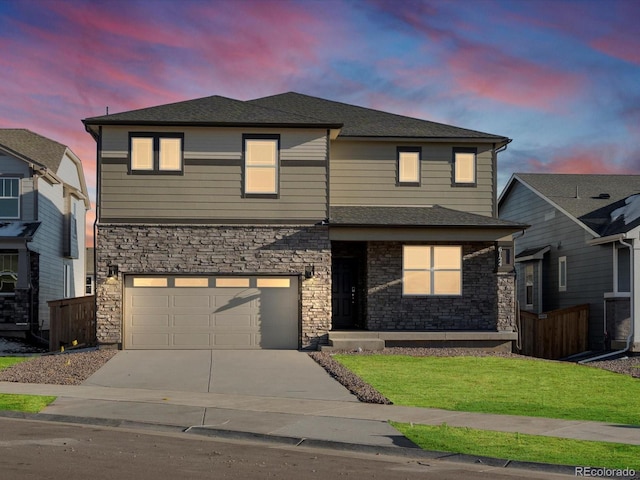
[0,356,56,413]
[334,355,640,425]
[393,422,640,470]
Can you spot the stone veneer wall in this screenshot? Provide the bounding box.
[366,242,516,331]
[96,224,331,349]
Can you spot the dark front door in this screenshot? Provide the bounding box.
[332,258,359,329]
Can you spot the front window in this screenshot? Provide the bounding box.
[129,133,183,173]
[453,148,476,185]
[0,178,20,218]
[397,147,421,185]
[244,135,279,195]
[0,253,18,293]
[558,256,567,292]
[403,245,462,296]
[615,246,630,293]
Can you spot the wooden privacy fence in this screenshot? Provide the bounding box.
[518,304,589,360]
[48,295,96,351]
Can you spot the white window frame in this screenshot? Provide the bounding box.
[613,244,631,294]
[558,256,567,292]
[0,177,20,219]
[243,135,279,196]
[129,133,183,173]
[525,263,534,307]
[402,245,462,296]
[85,276,94,295]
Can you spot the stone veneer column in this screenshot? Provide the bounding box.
[95,224,331,349]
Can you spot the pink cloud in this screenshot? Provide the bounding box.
[446,41,585,113]
[525,146,639,175]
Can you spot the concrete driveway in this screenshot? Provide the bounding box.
[83,350,358,402]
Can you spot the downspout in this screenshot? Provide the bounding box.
[92,126,102,348]
[580,237,634,363]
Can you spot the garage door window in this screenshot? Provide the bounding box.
[216,278,250,288]
[175,278,209,287]
[257,278,290,288]
[133,277,168,287]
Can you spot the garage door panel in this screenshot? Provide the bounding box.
[124,276,299,349]
[132,295,169,308]
[214,314,253,327]
[131,314,169,327]
[173,333,212,346]
[173,314,211,327]
[172,295,211,308]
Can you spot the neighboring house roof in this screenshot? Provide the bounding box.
[0,222,40,239]
[0,129,67,171]
[83,92,510,143]
[499,173,640,238]
[0,128,91,208]
[330,205,527,229]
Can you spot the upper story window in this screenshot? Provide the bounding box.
[0,253,18,294]
[243,135,279,196]
[615,245,631,294]
[403,245,462,296]
[129,133,183,174]
[0,178,20,219]
[452,148,477,186]
[397,147,421,186]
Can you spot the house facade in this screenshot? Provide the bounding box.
[0,129,90,338]
[499,173,640,352]
[83,93,525,350]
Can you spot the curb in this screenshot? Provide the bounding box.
[0,410,582,476]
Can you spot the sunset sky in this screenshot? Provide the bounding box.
[1,0,639,244]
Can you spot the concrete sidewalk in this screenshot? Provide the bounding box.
[1,380,638,448]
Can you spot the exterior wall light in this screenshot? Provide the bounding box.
[107,265,119,279]
[304,265,315,279]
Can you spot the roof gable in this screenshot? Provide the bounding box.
[501,173,640,237]
[0,128,67,171]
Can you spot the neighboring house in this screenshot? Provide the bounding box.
[85,247,95,295]
[82,92,525,351]
[499,173,640,352]
[0,129,90,338]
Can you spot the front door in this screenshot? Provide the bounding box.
[331,258,359,329]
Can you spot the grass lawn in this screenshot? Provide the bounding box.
[393,422,640,470]
[0,357,56,413]
[334,355,640,425]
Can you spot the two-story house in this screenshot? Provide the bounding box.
[0,129,90,339]
[82,92,525,351]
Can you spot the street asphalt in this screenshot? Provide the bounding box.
[0,349,638,475]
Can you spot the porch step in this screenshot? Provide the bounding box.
[322,338,385,352]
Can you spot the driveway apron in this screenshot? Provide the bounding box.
[82,350,358,402]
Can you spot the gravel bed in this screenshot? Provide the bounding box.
[0,349,118,385]
[309,348,640,404]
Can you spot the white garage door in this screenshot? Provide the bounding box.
[124,275,299,349]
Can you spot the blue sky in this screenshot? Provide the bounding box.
[1,0,639,239]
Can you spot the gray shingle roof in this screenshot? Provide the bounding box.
[0,129,67,171]
[330,205,527,229]
[513,173,640,236]
[83,92,509,142]
[83,95,341,128]
[249,92,508,140]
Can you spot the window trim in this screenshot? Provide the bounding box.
[452,147,477,187]
[0,252,18,295]
[402,245,462,296]
[242,134,280,198]
[0,177,20,219]
[396,147,421,186]
[524,263,534,308]
[128,132,184,175]
[558,256,567,292]
[614,245,631,294]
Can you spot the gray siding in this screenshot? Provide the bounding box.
[500,181,611,348]
[99,126,328,222]
[330,141,495,217]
